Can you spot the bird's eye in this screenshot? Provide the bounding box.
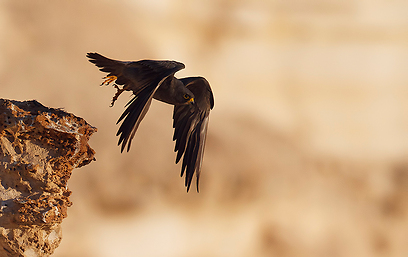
[183,94,190,99]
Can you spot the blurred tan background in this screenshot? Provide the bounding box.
[1,0,408,256]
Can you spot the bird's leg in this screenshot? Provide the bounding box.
[100,75,117,86]
[110,84,125,107]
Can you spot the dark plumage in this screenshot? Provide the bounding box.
[87,52,214,192]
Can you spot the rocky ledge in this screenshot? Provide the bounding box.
[0,99,96,256]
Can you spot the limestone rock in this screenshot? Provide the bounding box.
[0,99,96,256]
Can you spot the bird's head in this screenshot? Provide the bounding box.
[182,92,195,104]
[169,77,195,105]
[176,85,195,105]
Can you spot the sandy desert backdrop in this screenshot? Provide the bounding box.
[1,0,408,256]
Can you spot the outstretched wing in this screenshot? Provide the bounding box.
[87,52,185,152]
[173,77,214,192]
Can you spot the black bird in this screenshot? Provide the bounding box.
[87,53,214,192]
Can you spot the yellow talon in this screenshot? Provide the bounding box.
[100,75,117,86]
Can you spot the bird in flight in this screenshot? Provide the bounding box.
[87,53,214,192]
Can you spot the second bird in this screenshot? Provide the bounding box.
[87,52,214,192]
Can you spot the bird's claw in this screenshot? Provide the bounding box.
[110,84,125,107]
[100,75,117,86]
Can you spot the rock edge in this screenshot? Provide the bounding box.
[0,99,96,257]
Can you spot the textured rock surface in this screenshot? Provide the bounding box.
[0,99,96,256]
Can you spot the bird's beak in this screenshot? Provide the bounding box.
[188,98,195,104]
